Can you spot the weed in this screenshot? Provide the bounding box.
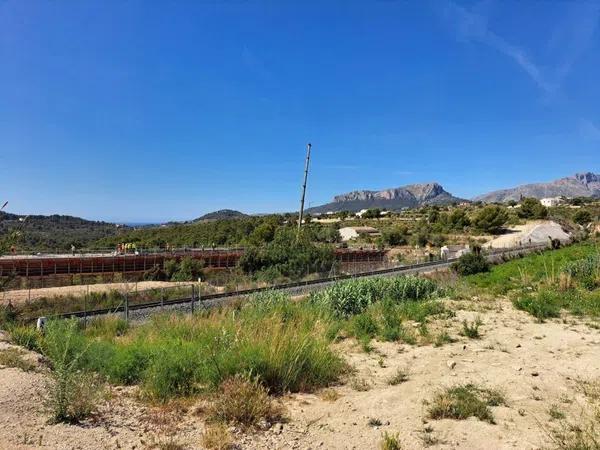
[433,331,455,347]
[320,389,340,402]
[461,318,483,339]
[379,431,402,450]
[549,404,566,420]
[350,378,371,392]
[42,320,105,423]
[201,423,233,450]
[387,368,409,386]
[368,417,383,427]
[0,348,36,372]
[209,374,283,428]
[428,384,505,424]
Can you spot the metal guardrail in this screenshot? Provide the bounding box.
[49,243,548,320]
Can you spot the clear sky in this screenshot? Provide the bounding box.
[1,0,599,223]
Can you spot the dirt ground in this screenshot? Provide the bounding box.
[0,281,205,306]
[1,298,599,450]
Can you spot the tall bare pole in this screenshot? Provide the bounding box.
[297,142,312,237]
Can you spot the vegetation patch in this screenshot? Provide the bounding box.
[428,384,506,424]
[0,348,37,372]
[209,374,284,428]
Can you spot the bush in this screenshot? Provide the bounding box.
[451,252,490,276]
[209,374,283,427]
[8,325,42,352]
[171,256,205,281]
[238,228,336,281]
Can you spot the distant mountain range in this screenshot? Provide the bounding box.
[474,172,600,203]
[194,209,248,221]
[306,183,464,214]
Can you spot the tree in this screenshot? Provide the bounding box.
[362,208,381,219]
[447,209,471,230]
[518,198,548,219]
[472,206,508,234]
[573,209,592,225]
[381,228,408,246]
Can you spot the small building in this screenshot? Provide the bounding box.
[440,244,470,260]
[540,197,563,207]
[338,226,381,242]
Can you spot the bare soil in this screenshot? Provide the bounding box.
[1,298,599,449]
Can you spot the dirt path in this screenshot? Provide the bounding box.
[1,299,599,449]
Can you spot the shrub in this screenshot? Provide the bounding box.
[461,318,482,339]
[238,228,336,281]
[209,374,283,427]
[142,264,166,281]
[42,320,104,423]
[428,384,505,424]
[171,257,204,282]
[451,252,490,276]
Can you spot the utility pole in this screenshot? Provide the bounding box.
[297,142,312,238]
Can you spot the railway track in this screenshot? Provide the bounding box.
[50,243,547,321]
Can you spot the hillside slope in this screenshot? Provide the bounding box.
[475,172,600,203]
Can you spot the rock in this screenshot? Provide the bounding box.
[516,344,522,348]
[531,372,539,377]
[447,360,457,369]
[274,423,284,434]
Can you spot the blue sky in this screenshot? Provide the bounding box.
[1,0,599,223]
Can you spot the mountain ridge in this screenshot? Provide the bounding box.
[474,172,600,203]
[306,182,464,214]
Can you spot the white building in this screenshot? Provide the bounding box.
[440,245,470,260]
[338,226,381,242]
[540,197,563,207]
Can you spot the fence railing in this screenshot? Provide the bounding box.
[35,242,549,322]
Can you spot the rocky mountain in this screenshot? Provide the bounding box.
[306,183,464,214]
[194,209,248,221]
[474,172,600,203]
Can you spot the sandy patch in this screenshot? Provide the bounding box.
[1,299,599,449]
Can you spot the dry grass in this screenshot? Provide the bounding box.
[201,424,234,450]
[209,375,284,428]
[379,431,402,450]
[387,367,409,386]
[0,348,37,372]
[428,384,506,424]
[320,388,341,402]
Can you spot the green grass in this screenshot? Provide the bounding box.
[465,241,600,295]
[37,292,347,402]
